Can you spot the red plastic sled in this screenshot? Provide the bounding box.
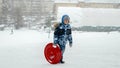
[44,43,62,64]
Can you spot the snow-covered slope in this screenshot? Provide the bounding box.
[57,7,120,27]
[84,0,120,3]
[0,30,120,68]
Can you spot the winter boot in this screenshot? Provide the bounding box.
[60,56,65,64]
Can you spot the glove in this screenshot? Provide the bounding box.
[69,43,72,47]
[53,44,57,48]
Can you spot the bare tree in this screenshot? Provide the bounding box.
[0,0,54,29]
[13,7,23,29]
[1,0,11,24]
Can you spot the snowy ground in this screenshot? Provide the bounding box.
[0,29,120,68]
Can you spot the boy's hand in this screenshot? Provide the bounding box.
[53,44,57,48]
[69,43,72,47]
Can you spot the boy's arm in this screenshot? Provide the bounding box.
[68,34,73,45]
[67,25,73,47]
[53,28,59,45]
[54,34,58,45]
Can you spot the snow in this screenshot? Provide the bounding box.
[84,0,120,3]
[55,0,120,3]
[55,0,78,3]
[55,1,78,3]
[0,30,120,68]
[57,7,120,27]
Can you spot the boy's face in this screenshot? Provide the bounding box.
[64,19,69,24]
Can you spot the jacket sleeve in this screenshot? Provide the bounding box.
[67,25,73,44]
[68,34,73,44]
[54,35,58,45]
[53,28,59,45]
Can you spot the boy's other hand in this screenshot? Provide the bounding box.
[53,44,57,48]
[69,44,72,48]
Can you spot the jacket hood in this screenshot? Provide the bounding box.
[61,15,70,24]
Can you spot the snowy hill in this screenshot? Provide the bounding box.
[55,0,120,3]
[57,7,120,27]
[84,0,120,3]
[0,30,120,68]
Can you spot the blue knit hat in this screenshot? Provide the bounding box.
[61,15,70,24]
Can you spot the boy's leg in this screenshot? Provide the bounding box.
[58,37,67,63]
[58,43,66,63]
[59,44,65,55]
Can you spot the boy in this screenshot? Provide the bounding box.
[54,15,73,63]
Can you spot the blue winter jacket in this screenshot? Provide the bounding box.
[53,15,73,54]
